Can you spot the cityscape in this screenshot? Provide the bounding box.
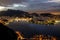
[0,9,60,40]
[0,0,60,40]
[0,9,60,25]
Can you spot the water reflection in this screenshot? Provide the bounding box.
[7,21,60,39]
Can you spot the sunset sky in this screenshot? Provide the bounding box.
[0,0,60,14]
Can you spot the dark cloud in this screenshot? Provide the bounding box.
[0,0,22,5]
[0,0,60,11]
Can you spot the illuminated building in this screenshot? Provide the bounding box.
[31,35,56,40]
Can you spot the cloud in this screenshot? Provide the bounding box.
[6,3,29,11]
[0,0,60,11]
[47,0,60,3]
[0,6,7,11]
[7,3,28,8]
[0,2,29,11]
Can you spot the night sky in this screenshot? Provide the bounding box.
[0,0,60,13]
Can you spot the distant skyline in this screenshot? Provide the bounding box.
[0,0,60,13]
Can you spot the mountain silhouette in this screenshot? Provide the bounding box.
[0,9,29,17]
[0,23,17,40]
[40,13,54,17]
